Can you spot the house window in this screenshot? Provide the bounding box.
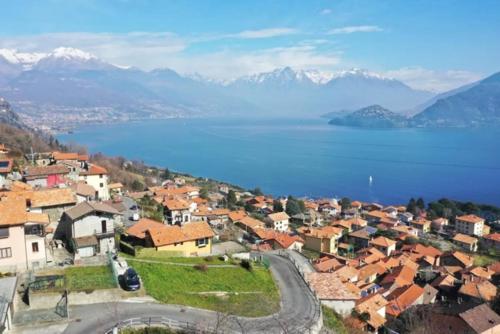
[101,220,107,233]
[99,174,103,178]
[0,247,12,258]
[0,227,9,239]
[196,238,208,247]
[100,183,104,188]
[32,242,39,253]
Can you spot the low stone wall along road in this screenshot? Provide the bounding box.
[63,253,322,334]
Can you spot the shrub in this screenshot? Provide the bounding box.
[193,264,208,272]
[240,259,252,271]
[204,256,214,262]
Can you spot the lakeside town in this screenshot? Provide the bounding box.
[0,141,499,334]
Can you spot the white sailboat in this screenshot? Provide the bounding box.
[369,175,373,186]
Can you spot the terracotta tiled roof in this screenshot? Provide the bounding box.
[347,217,367,227]
[71,182,97,197]
[127,218,165,239]
[459,303,500,334]
[380,264,417,288]
[0,198,27,227]
[386,284,424,317]
[484,233,500,242]
[78,155,89,161]
[488,262,500,273]
[108,183,123,189]
[370,236,396,248]
[238,216,265,230]
[298,226,343,239]
[306,272,360,300]
[456,214,484,224]
[147,221,214,247]
[469,266,494,280]
[24,165,69,178]
[52,151,79,161]
[358,263,387,282]
[272,233,304,249]
[453,233,478,245]
[458,280,497,301]
[163,199,190,210]
[431,274,456,290]
[80,164,108,176]
[26,212,50,224]
[333,265,360,283]
[349,228,372,240]
[401,243,442,258]
[228,210,247,222]
[267,212,290,222]
[314,257,343,272]
[30,188,76,208]
[355,293,388,329]
[448,251,474,267]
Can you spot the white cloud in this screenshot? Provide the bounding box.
[320,8,332,15]
[0,32,187,69]
[0,32,340,78]
[229,28,298,39]
[328,25,382,34]
[384,67,483,92]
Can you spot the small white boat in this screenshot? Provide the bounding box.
[369,176,373,185]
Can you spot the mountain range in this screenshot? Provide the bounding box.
[328,72,500,128]
[0,47,434,125]
[1,47,498,129]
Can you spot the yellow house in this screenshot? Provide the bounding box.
[297,226,343,253]
[145,221,215,257]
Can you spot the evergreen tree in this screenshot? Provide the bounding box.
[163,167,172,180]
[416,197,425,209]
[227,190,237,206]
[407,198,417,215]
[252,187,263,196]
[340,197,352,210]
[273,199,284,212]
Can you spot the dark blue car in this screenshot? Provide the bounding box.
[123,268,140,291]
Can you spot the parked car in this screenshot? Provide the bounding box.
[123,268,141,291]
[130,205,139,211]
[132,213,140,221]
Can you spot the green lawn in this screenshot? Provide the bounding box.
[321,306,349,334]
[128,259,280,317]
[474,253,500,267]
[65,265,116,291]
[121,249,229,265]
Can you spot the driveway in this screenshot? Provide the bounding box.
[211,241,246,256]
[63,253,321,333]
[121,196,139,228]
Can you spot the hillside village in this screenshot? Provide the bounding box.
[0,142,500,334]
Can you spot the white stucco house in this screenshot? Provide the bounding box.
[79,164,110,201]
[266,212,290,232]
[60,201,121,257]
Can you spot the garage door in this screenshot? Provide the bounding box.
[78,246,95,257]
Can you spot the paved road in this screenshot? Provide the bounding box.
[63,253,321,334]
[286,250,316,274]
[121,196,139,228]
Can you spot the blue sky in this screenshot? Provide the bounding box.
[1,0,499,91]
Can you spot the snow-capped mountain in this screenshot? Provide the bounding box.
[0,48,47,69]
[0,46,437,122]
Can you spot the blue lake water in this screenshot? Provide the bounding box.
[58,118,500,206]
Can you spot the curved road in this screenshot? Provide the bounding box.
[63,253,321,333]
